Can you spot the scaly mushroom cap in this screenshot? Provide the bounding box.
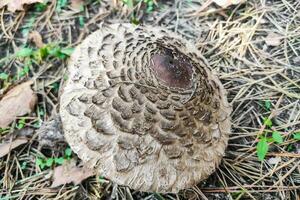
[59,23,231,193]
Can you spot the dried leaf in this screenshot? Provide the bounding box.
[213,0,246,8]
[51,159,95,187]
[29,31,44,48]
[0,0,43,12]
[0,81,37,128]
[70,0,84,10]
[265,33,281,46]
[0,137,28,158]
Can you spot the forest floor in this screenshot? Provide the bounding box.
[0,0,300,199]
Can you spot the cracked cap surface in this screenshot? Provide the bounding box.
[59,23,231,193]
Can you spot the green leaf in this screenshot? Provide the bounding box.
[0,73,8,80]
[36,158,46,169]
[46,158,54,167]
[50,82,60,92]
[47,46,61,56]
[123,0,133,7]
[33,47,48,62]
[131,16,140,25]
[263,117,272,128]
[18,65,30,77]
[272,131,283,144]
[60,47,74,56]
[33,120,41,128]
[16,118,26,129]
[35,2,48,12]
[98,176,105,183]
[56,0,68,12]
[21,16,36,37]
[65,148,72,157]
[46,46,67,59]
[293,132,300,140]
[16,48,33,57]
[63,74,68,81]
[0,127,10,135]
[287,144,294,152]
[79,16,84,28]
[21,162,27,170]
[54,157,65,165]
[257,137,268,161]
[264,100,271,110]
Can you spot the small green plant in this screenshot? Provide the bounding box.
[257,136,269,161]
[13,45,74,80]
[16,118,26,129]
[16,44,74,60]
[98,176,106,183]
[56,0,68,12]
[36,147,73,170]
[143,0,154,13]
[21,161,27,170]
[79,16,85,28]
[50,82,60,93]
[263,117,272,128]
[0,127,10,135]
[0,73,9,80]
[16,48,33,58]
[293,132,300,140]
[34,1,48,12]
[256,117,284,161]
[65,147,72,158]
[21,15,36,36]
[123,0,134,8]
[123,0,155,24]
[264,100,271,111]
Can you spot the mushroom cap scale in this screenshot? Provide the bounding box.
[59,23,231,193]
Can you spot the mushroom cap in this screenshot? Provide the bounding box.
[59,23,231,193]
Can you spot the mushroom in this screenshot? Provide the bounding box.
[59,23,231,193]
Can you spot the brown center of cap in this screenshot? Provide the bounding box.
[150,54,193,89]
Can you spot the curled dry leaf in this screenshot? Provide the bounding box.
[213,0,246,8]
[0,137,28,158]
[0,81,37,128]
[0,0,43,12]
[51,159,95,187]
[29,31,44,48]
[265,32,282,46]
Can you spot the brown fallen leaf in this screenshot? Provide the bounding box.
[265,32,281,46]
[0,0,43,12]
[29,31,44,48]
[0,137,28,158]
[213,0,246,8]
[70,0,84,10]
[0,81,37,128]
[51,159,95,187]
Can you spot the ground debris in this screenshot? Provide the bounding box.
[0,137,28,158]
[70,0,84,10]
[37,116,65,148]
[213,0,246,8]
[28,31,45,48]
[51,159,95,187]
[0,81,37,128]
